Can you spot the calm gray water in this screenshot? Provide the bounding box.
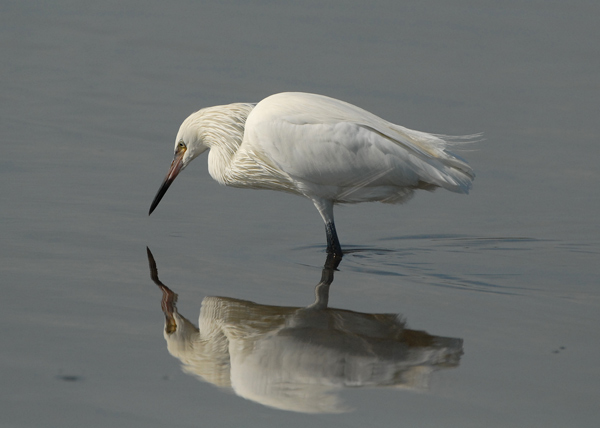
[2,1,599,426]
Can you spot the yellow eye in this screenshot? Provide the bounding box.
[177,141,186,151]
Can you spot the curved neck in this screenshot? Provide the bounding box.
[200,103,254,184]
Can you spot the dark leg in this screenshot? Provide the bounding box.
[325,221,343,259]
[312,198,343,258]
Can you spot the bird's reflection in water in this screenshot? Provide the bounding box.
[147,249,463,414]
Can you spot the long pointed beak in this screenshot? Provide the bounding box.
[149,149,185,215]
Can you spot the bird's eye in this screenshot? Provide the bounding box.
[177,141,186,151]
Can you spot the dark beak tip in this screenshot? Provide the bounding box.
[149,152,184,216]
[148,177,175,217]
[148,200,160,216]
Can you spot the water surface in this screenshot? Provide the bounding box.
[1,1,599,427]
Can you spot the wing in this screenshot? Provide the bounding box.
[243,92,475,198]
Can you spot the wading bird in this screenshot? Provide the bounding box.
[149,92,475,258]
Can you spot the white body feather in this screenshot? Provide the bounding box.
[186,92,474,203]
[163,92,476,255]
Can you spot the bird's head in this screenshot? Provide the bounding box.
[148,103,253,215]
[148,112,208,215]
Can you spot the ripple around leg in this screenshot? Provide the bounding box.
[334,235,577,296]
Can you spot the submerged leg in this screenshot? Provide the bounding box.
[308,253,340,309]
[312,198,343,258]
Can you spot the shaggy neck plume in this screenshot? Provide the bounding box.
[195,103,255,183]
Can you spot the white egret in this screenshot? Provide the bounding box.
[149,92,475,257]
